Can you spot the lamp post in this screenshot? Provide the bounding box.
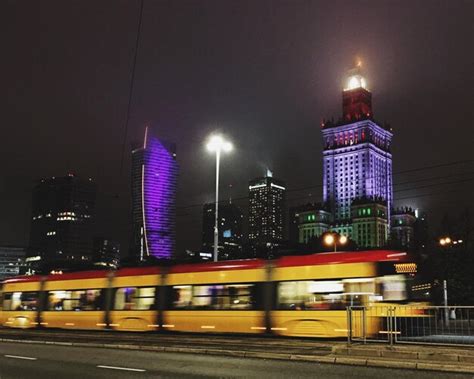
[324,233,347,252]
[438,236,464,325]
[206,135,233,262]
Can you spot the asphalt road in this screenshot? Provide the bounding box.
[0,341,470,379]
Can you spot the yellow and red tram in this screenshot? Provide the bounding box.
[0,250,421,337]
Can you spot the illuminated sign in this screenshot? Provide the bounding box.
[25,256,41,262]
[270,183,286,190]
[249,184,266,190]
[395,263,417,274]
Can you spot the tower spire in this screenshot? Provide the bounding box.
[342,59,372,121]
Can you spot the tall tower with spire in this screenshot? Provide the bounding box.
[321,61,393,246]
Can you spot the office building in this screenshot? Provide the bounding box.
[93,237,120,268]
[202,202,244,260]
[0,246,26,279]
[27,174,96,272]
[131,126,179,261]
[248,170,286,249]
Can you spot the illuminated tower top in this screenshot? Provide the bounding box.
[342,60,372,121]
[321,61,393,229]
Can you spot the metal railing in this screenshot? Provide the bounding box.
[347,305,474,346]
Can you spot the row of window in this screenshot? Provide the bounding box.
[0,277,409,312]
[1,288,155,312]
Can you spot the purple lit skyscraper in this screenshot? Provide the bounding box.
[131,127,178,260]
[321,64,393,233]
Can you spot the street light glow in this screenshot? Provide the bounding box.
[206,135,233,153]
[324,234,335,246]
[339,235,348,245]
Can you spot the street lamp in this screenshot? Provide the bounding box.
[439,236,463,247]
[324,233,347,252]
[206,134,233,262]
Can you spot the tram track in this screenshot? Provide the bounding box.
[0,328,335,355]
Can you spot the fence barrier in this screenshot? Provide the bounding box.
[347,305,474,346]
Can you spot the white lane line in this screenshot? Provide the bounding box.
[97,365,146,372]
[4,355,38,361]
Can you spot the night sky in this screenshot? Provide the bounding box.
[2,0,473,256]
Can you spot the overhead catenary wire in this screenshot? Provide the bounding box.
[175,159,474,213]
[118,0,145,177]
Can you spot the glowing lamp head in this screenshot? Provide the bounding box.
[206,135,233,153]
[345,74,367,91]
[339,235,348,245]
[324,234,335,246]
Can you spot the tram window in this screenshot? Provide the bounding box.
[277,281,345,310]
[2,292,38,311]
[342,279,376,305]
[378,275,407,301]
[114,287,156,311]
[170,284,255,310]
[48,289,102,311]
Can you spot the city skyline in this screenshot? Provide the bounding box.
[1,1,473,256]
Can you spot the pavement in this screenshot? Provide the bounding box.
[1,328,474,376]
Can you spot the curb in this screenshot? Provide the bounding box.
[2,338,474,374]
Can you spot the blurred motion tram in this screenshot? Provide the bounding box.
[0,250,422,337]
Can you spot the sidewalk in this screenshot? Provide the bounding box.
[333,343,474,373]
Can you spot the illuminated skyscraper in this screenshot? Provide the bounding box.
[131,127,178,260]
[321,63,393,243]
[248,170,286,249]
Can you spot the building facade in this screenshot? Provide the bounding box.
[93,237,120,269]
[351,197,389,248]
[319,64,393,247]
[27,174,96,272]
[202,202,244,260]
[289,203,331,244]
[0,246,26,279]
[248,171,286,248]
[131,126,179,261]
[390,207,417,249]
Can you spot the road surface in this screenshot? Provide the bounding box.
[0,341,470,378]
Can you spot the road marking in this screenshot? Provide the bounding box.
[97,365,146,372]
[4,355,37,361]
